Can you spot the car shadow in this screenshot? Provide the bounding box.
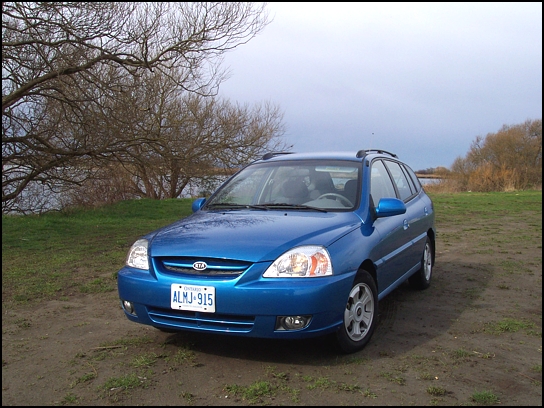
[162,259,493,366]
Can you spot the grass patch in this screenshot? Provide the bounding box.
[361,388,378,398]
[299,374,360,392]
[451,348,473,359]
[180,391,195,402]
[484,318,537,335]
[428,190,542,221]
[2,198,193,303]
[265,365,289,381]
[70,372,97,388]
[427,386,447,396]
[100,373,147,392]
[380,371,406,385]
[62,393,79,404]
[224,380,277,404]
[303,375,334,390]
[131,352,160,368]
[470,389,500,405]
[336,382,361,392]
[169,347,197,367]
[79,277,116,294]
[428,191,542,249]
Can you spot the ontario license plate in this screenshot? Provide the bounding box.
[171,284,215,312]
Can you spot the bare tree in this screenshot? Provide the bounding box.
[129,94,288,199]
[61,69,289,204]
[2,2,270,211]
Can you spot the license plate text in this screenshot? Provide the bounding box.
[171,284,215,312]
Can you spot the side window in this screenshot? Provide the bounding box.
[383,161,413,201]
[402,165,417,194]
[403,164,422,192]
[370,160,397,204]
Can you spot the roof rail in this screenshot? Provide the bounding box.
[356,149,398,159]
[261,152,294,160]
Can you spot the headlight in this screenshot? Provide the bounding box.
[126,239,149,270]
[263,246,333,277]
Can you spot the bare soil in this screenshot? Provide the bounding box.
[2,212,542,406]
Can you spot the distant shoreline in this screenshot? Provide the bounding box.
[415,173,443,179]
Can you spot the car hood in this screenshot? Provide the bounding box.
[148,210,362,262]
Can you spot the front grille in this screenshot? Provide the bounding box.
[155,257,251,277]
[148,307,255,333]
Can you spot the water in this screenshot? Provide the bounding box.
[418,177,442,185]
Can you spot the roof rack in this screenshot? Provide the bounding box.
[261,152,294,160]
[356,149,398,159]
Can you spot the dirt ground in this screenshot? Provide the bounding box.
[2,211,542,406]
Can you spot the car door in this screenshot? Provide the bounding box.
[369,160,418,295]
[400,162,433,259]
[382,160,426,269]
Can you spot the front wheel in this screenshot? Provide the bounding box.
[409,236,433,290]
[336,270,378,353]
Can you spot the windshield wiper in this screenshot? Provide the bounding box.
[206,202,327,212]
[258,203,328,212]
[206,203,269,210]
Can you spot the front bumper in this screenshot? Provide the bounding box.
[117,262,356,339]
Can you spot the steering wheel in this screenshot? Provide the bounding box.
[316,193,353,207]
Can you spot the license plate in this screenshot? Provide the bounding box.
[171,284,215,313]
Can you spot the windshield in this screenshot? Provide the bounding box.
[205,160,361,211]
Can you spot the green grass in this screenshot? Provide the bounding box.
[379,371,406,385]
[484,318,537,335]
[224,380,277,404]
[427,386,447,396]
[428,190,542,223]
[131,352,160,368]
[70,372,97,388]
[429,191,542,266]
[100,373,146,392]
[2,198,193,303]
[62,393,79,404]
[168,347,197,366]
[470,389,500,405]
[2,191,541,304]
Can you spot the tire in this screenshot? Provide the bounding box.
[336,270,378,353]
[408,236,433,290]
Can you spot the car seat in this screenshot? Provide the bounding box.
[282,179,309,204]
[342,179,358,204]
[309,171,335,199]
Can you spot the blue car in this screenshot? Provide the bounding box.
[117,150,436,353]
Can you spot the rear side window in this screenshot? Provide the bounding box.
[402,165,417,194]
[383,160,414,201]
[370,160,397,203]
[403,164,422,192]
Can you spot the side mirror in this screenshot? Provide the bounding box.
[191,198,206,213]
[375,197,406,218]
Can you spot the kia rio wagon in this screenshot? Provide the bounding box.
[117,150,436,353]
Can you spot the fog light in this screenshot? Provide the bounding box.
[276,315,311,331]
[121,300,136,316]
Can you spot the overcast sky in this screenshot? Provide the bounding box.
[218,2,542,171]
